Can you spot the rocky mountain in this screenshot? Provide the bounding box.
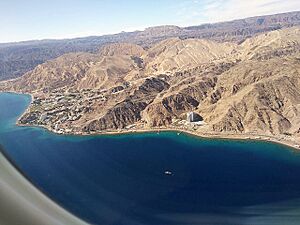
[144,38,237,74]
[240,27,300,60]
[2,51,144,93]
[1,11,300,81]
[1,26,300,142]
[198,57,300,134]
[98,43,146,57]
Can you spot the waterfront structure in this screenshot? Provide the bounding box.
[186,112,202,123]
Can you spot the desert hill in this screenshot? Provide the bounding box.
[1,11,300,81]
[1,26,300,144]
[98,43,146,57]
[241,27,300,60]
[144,38,237,74]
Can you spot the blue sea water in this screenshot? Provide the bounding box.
[1,92,300,225]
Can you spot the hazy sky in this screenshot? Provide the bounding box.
[1,0,300,43]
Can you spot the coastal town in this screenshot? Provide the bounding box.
[2,4,300,225]
[19,89,107,134]
[18,89,208,135]
[17,90,300,150]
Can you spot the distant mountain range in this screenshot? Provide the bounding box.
[1,24,300,141]
[1,11,300,81]
[1,10,300,145]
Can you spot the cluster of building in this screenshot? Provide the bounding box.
[19,89,108,134]
[19,82,206,135]
[166,112,205,131]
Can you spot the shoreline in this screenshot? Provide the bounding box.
[0,92,91,224]
[17,121,300,151]
[2,91,300,151]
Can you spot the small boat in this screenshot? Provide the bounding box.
[164,171,172,175]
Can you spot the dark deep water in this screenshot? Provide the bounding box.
[1,92,300,225]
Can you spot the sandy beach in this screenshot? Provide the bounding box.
[95,128,300,151]
[17,119,300,151]
[0,150,89,225]
[20,120,300,151]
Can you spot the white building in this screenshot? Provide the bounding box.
[187,112,199,122]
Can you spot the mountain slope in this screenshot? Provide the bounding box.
[1,11,300,81]
[1,26,300,144]
[144,38,237,74]
[199,57,300,135]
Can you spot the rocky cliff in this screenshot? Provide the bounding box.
[1,26,300,141]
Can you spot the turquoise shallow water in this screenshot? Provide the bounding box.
[1,92,300,225]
